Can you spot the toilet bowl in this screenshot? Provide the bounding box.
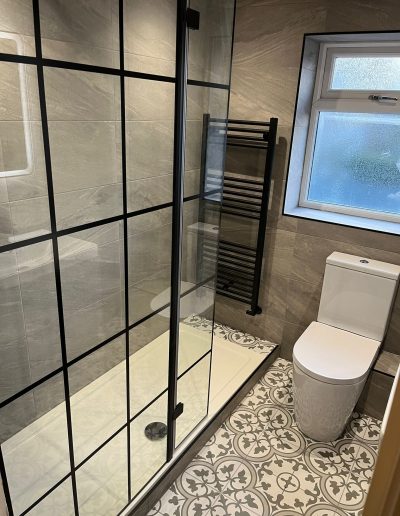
[293,252,400,442]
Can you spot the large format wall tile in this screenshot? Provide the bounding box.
[44,68,120,122]
[285,278,322,326]
[128,207,172,323]
[49,121,121,193]
[59,222,124,360]
[326,0,400,32]
[0,252,30,402]
[126,120,173,181]
[125,78,174,121]
[44,68,122,228]
[0,245,62,402]
[0,0,34,42]
[215,0,400,414]
[127,174,172,213]
[55,184,123,230]
[123,0,176,76]
[40,0,119,67]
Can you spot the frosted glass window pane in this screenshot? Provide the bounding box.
[308,112,400,216]
[331,56,400,90]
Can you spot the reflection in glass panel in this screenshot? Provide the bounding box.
[45,68,122,229]
[128,208,172,324]
[177,280,215,371]
[331,56,400,91]
[308,112,400,215]
[175,355,211,446]
[76,430,128,516]
[125,78,174,212]
[0,374,70,516]
[69,336,126,465]
[0,243,61,403]
[59,222,125,361]
[28,478,75,516]
[124,0,176,77]
[185,86,229,198]
[0,62,51,245]
[0,2,35,56]
[40,0,119,68]
[129,315,169,417]
[182,199,220,289]
[130,394,167,497]
[188,0,235,84]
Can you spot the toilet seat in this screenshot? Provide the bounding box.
[293,321,380,385]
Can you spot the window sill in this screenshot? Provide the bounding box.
[284,204,400,236]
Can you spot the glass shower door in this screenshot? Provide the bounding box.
[173,0,235,449]
[0,1,236,515]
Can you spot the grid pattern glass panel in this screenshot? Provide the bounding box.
[188,0,235,85]
[69,336,126,465]
[129,315,169,417]
[45,68,123,230]
[75,430,128,515]
[123,0,176,77]
[175,354,211,446]
[27,478,75,516]
[130,393,167,498]
[0,243,61,403]
[0,0,233,513]
[125,78,175,213]
[59,222,125,361]
[0,374,70,515]
[128,207,172,324]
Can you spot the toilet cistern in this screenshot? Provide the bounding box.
[292,252,400,442]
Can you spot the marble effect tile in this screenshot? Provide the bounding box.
[40,0,119,68]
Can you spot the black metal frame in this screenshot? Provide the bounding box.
[0,1,235,515]
[200,117,278,316]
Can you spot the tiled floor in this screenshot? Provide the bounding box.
[148,354,381,516]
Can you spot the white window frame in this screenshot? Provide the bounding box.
[299,41,400,224]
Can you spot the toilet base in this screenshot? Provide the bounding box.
[293,362,366,442]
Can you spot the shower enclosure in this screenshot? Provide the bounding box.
[0,1,235,514]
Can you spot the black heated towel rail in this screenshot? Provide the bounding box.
[199,116,278,316]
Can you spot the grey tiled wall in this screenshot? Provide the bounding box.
[215,0,400,362]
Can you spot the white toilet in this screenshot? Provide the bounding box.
[293,252,400,442]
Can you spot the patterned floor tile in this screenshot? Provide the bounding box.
[148,479,214,516]
[148,324,381,516]
[184,315,277,356]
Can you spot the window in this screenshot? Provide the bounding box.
[285,38,400,234]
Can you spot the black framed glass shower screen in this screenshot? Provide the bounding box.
[0,0,235,515]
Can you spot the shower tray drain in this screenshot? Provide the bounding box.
[144,422,167,441]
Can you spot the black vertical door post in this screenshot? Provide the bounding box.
[167,0,188,461]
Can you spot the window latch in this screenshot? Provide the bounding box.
[369,94,398,102]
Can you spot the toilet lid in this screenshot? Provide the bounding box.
[293,322,380,385]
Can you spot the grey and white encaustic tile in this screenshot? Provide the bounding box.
[183,315,278,355]
[148,324,381,516]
